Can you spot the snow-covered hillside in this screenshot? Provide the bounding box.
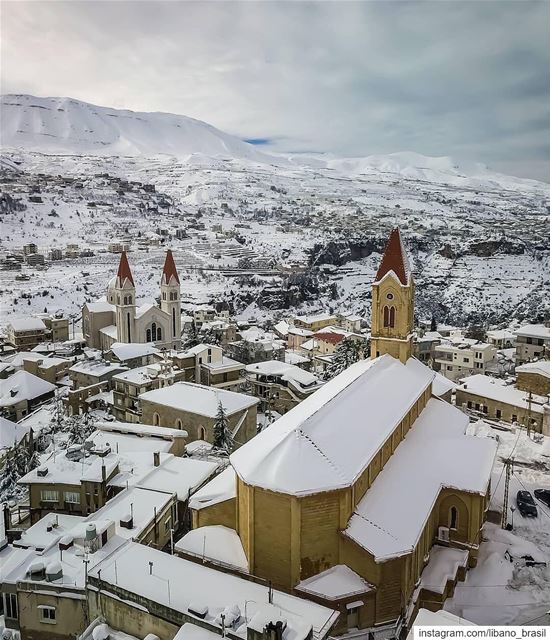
[0,94,275,162]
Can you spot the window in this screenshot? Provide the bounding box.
[39,606,56,624]
[4,593,18,619]
[449,506,458,530]
[496,409,502,419]
[64,491,80,504]
[383,305,390,327]
[176,419,183,430]
[463,357,470,363]
[153,412,160,426]
[165,517,172,534]
[146,328,152,342]
[512,414,518,423]
[198,426,206,440]
[467,401,472,409]
[386,293,394,300]
[389,306,395,328]
[157,326,162,341]
[40,490,59,502]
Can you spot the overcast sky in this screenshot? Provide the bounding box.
[1,1,549,180]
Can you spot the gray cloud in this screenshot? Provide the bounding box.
[1,0,549,180]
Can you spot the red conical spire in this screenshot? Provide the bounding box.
[162,249,180,285]
[375,228,410,285]
[116,250,134,286]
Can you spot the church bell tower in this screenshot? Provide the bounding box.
[160,249,181,349]
[370,228,414,364]
[114,251,136,343]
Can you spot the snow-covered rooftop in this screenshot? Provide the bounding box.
[405,357,456,398]
[293,312,336,325]
[0,370,56,407]
[189,466,236,510]
[343,398,496,560]
[0,415,31,450]
[89,541,338,640]
[458,374,547,413]
[96,420,187,439]
[87,429,174,454]
[14,513,86,551]
[109,341,159,361]
[8,317,47,331]
[86,301,115,313]
[137,456,218,500]
[231,355,434,496]
[69,359,126,377]
[245,360,320,388]
[514,324,550,340]
[175,525,248,572]
[515,360,550,379]
[296,565,374,600]
[139,381,258,417]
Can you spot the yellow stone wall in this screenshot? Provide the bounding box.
[370,274,414,363]
[192,498,236,530]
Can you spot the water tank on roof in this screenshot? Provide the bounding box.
[85,523,97,541]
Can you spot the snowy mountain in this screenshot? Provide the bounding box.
[2,94,548,193]
[0,94,275,162]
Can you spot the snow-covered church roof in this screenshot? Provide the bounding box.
[230,354,435,496]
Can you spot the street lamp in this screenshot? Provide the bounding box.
[510,505,516,529]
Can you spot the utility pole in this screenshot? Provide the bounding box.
[501,457,513,529]
[527,391,533,438]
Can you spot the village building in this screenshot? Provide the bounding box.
[413,331,442,364]
[82,249,182,351]
[337,312,362,333]
[226,327,285,365]
[21,353,71,385]
[183,229,497,636]
[292,312,338,332]
[139,381,258,445]
[486,329,516,349]
[245,361,324,414]
[111,360,179,422]
[455,374,548,433]
[0,370,56,421]
[514,324,550,364]
[6,317,49,351]
[65,357,127,415]
[86,540,338,640]
[172,343,245,390]
[287,326,314,350]
[90,420,189,457]
[433,335,497,382]
[515,360,550,396]
[106,341,160,368]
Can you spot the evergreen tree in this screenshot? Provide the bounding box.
[324,338,361,380]
[0,453,23,502]
[212,401,234,453]
[183,321,200,349]
[430,315,437,332]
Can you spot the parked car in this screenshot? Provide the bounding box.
[516,491,538,517]
[534,489,550,508]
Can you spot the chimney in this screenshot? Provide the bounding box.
[101,463,106,482]
[153,451,160,467]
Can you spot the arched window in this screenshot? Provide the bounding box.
[128,295,132,304]
[198,426,206,441]
[151,322,156,341]
[126,312,132,342]
[157,326,162,341]
[162,292,166,300]
[176,419,183,430]
[389,306,395,328]
[449,506,458,530]
[153,412,160,426]
[383,305,390,327]
[146,328,152,342]
[172,308,176,338]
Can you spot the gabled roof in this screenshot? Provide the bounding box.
[162,249,180,285]
[374,227,411,285]
[116,250,134,287]
[230,355,434,496]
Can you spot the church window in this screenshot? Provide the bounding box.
[198,426,206,440]
[389,306,395,328]
[151,322,157,341]
[172,308,176,337]
[126,312,132,342]
[449,506,458,530]
[386,293,394,300]
[163,292,166,300]
[153,412,160,426]
[176,419,183,430]
[383,306,390,327]
[146,329,152,342]
[128,295,132,304]
[157,326,162,341]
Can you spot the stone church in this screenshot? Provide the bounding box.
[82,250,182,351]
[180,228,497,637]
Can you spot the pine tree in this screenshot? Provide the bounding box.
[212,401,233,453]
[324,338,361,380]
[0,452,23,502]
[430,316,437,332]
